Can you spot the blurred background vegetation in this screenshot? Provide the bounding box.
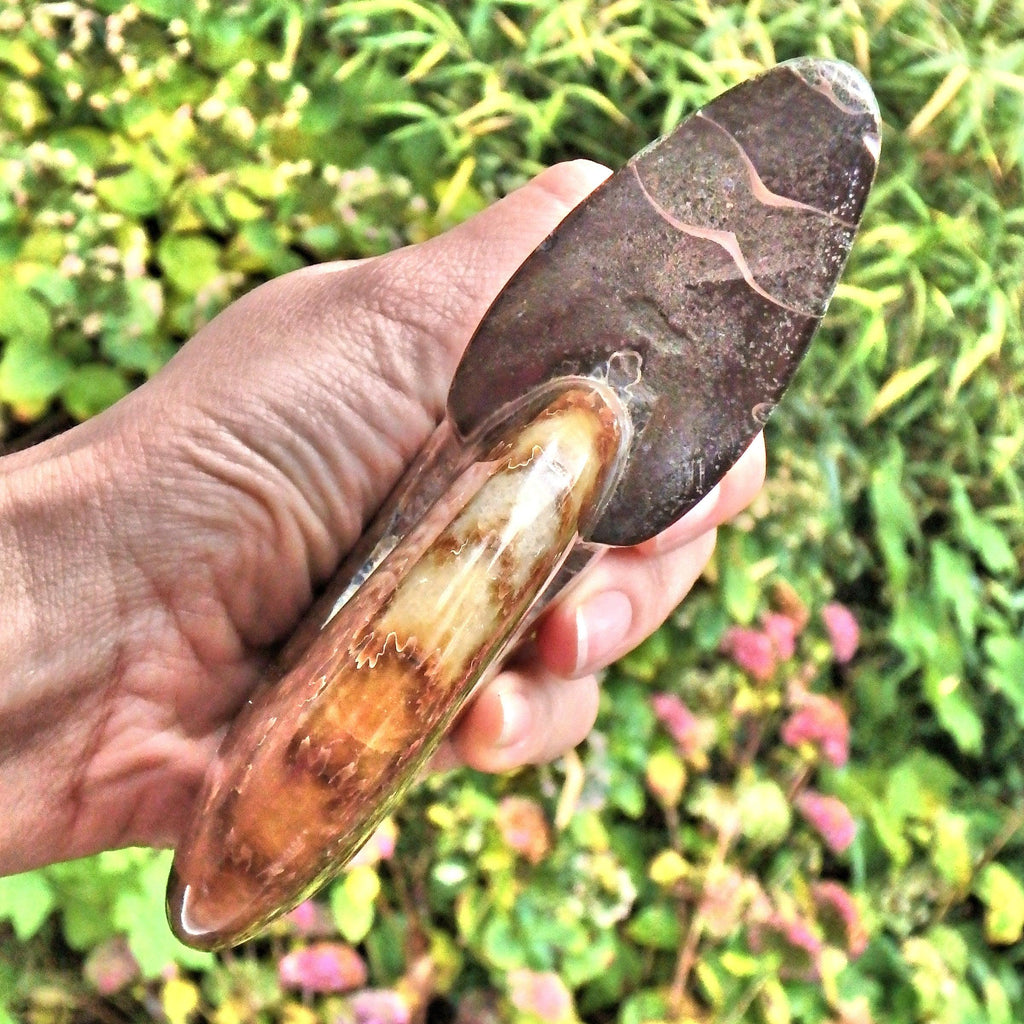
[1,1,1022,1022]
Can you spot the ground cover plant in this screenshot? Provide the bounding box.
[1,0,1022,1021]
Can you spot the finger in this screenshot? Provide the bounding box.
[634,433,766,555]
[533,433,765,678]
[394,158,615,371]
[439,666,601,774]
[536,530,718,678]
[109,162,614,574]
[430,434,765,774]
[139,159,613,441]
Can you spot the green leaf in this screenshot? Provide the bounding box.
[984,636,1024,727]
[60,896,112,951]
[924,667,983,755]
[95,167,164,217]
[869,444,918,592]
[618,989,670,1024]
[480,914,528,970]
[982,974,1014,1024]
[931,812,973,890]
[615,628,672,682]
[974,863,1024,945]
[223,188,265,222]
[0,337,72,417]
[951,480,1016,574]
[134,0,189,17]
[61,364,131,421]
[1,80,49,132]
[625,903,681,950]
[562,929,616,988]
[866,356,941,421]
[0,280,51,345]
[330,866,380,944]
[737,778,792,849]
[0,871,55,940]
[20,266,77,308]
[157,234,222,295]
[47,127,113,167]
[931,542,979,639]
[0,37,43,76]
[719,529,760,623]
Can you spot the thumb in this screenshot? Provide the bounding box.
[90,160,612,589]
[142,158,612,425]
[394,157,614,373]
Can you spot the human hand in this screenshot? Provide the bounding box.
[0,161,764,875]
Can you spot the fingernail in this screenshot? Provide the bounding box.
[574,590,633,674]
[687,482,722,527]
[496,687,532,748]
[667,483,722,549]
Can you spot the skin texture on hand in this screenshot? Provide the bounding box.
[0,162,765,876]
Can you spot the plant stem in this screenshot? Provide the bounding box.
[668,817,737,1015]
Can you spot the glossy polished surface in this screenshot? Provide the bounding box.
[168,386,625,949]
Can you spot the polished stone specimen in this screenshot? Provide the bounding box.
[167,58,880,949]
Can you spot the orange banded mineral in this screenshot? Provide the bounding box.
[167,384,626,948]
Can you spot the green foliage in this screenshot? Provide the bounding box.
[1,1,1023,1022]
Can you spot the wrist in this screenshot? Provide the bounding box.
[0,431,128,872]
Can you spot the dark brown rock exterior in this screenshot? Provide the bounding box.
[449,58,880,545]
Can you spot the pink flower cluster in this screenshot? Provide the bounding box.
[720,598,861,681]
[286,898,336,937]
[278,942,367,993]
[83,936,139,995]
[495,796,551,864]
[747,912,823,980]
[721,624,778,682]
[796,790,857,854]
[720,608,803,682]
[507,970,574,1023]
[748,880,867,980]
[651,693,700,753]
[813,881,868,958]
[822,602,859,664]
[781,692,850,766]
[349,989,411,1024]
[348,817,398,869]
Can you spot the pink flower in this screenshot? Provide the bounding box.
[813,881,868,958]
[651,693,699,752]
[278,942,367,993]
[348,818,398,869]
[350,989,411,1024]
[700,865,752,938]
[83,936,139,995]
[796,791,857,854]
[495,796,551,865]
[722,626,777,681]
[781,693,850,766]
[286,899,336,937]
[822,602,859,664]
[747,912,823,980]
[762,612,799,660]
[507,970,574,1023]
